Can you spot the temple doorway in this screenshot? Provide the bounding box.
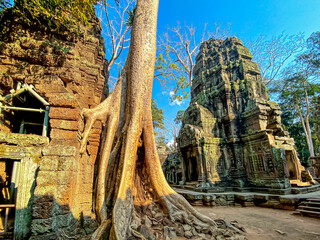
[187,156,199,182]
[0,159,20,236]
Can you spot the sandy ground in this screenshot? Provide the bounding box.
[195,206,320,240]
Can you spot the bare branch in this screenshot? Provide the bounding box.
[157,21,231,100]
[247,33,305,86]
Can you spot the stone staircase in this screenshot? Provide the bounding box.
[183,181,199,190]
[297,197,320,218]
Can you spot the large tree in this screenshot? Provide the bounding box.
[80,0,242,239]
[274,32,320,158]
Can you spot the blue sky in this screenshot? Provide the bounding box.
[153,0,320,138]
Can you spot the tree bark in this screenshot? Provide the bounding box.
[297,105,314,157]
[304,83,315,157]
[80,0,245,239]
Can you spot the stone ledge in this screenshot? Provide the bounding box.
[0,132,49,146]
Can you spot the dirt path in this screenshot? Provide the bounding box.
[195,206,320,240]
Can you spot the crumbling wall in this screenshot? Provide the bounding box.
[0,9,106,239]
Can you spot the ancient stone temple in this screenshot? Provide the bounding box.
[177,37,314,193]
[0,10,106,239]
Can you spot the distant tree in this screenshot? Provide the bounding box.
[166,110,185,151]
[307,32,320,71]
[174,109,185,125]
[155,129,171,151]
[280,100,318,166]
[274,33,320,158]
[151,99,165,131]
[246,33,305,87]
[156,22,231,101]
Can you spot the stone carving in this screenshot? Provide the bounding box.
[176,37,315,193]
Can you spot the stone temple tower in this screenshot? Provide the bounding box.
[177,37,314,193]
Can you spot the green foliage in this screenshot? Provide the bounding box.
[306,32,320,69]
[155,134,170,151]
[155,48,190,102]
[43,39,70,54]
[174,110,184,125]
[281,102,318,166]
[151,99,173,151]
[151,99,165,131]
[1,0,98,32]
[273,31,320,159]
[125,5,135,27]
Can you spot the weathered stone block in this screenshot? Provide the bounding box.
[49,107,80,121]
[40,156,59,171]
[50,128,78,140]
[32,195,55,219]
[53,200,71,216]
[57,156,74,171]
[52,213,75,228]
[42,145,76,157]
[36,171,58,186]
[31,218,53,235]
[57,171,73,186]
[50,119,79,131]
[0,132,49,146]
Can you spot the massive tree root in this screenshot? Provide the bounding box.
[80,0,246,239]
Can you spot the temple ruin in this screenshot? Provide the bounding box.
[0,11,106,239]
[173,37,315,193]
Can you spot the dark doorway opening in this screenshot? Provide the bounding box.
[0,159,20,235]
[188,157,199,181]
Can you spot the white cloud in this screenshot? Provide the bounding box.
[169,99,183,106]
[168,91,184,105]
[167,139,175,148]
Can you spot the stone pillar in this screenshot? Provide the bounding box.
[178,149,186,184]
[196,146,206,182]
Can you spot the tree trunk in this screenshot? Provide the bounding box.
[304,83,315,157]
[80,0,245,239]
[297,106,314,157]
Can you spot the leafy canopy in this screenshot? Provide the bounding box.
[1,0,99,31]
[273,31,320,159]
[151,99,165,130]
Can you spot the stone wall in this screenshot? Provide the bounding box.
[0,10,106,239]
[177,37,314,193]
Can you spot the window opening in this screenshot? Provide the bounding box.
[0,84,50,136]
